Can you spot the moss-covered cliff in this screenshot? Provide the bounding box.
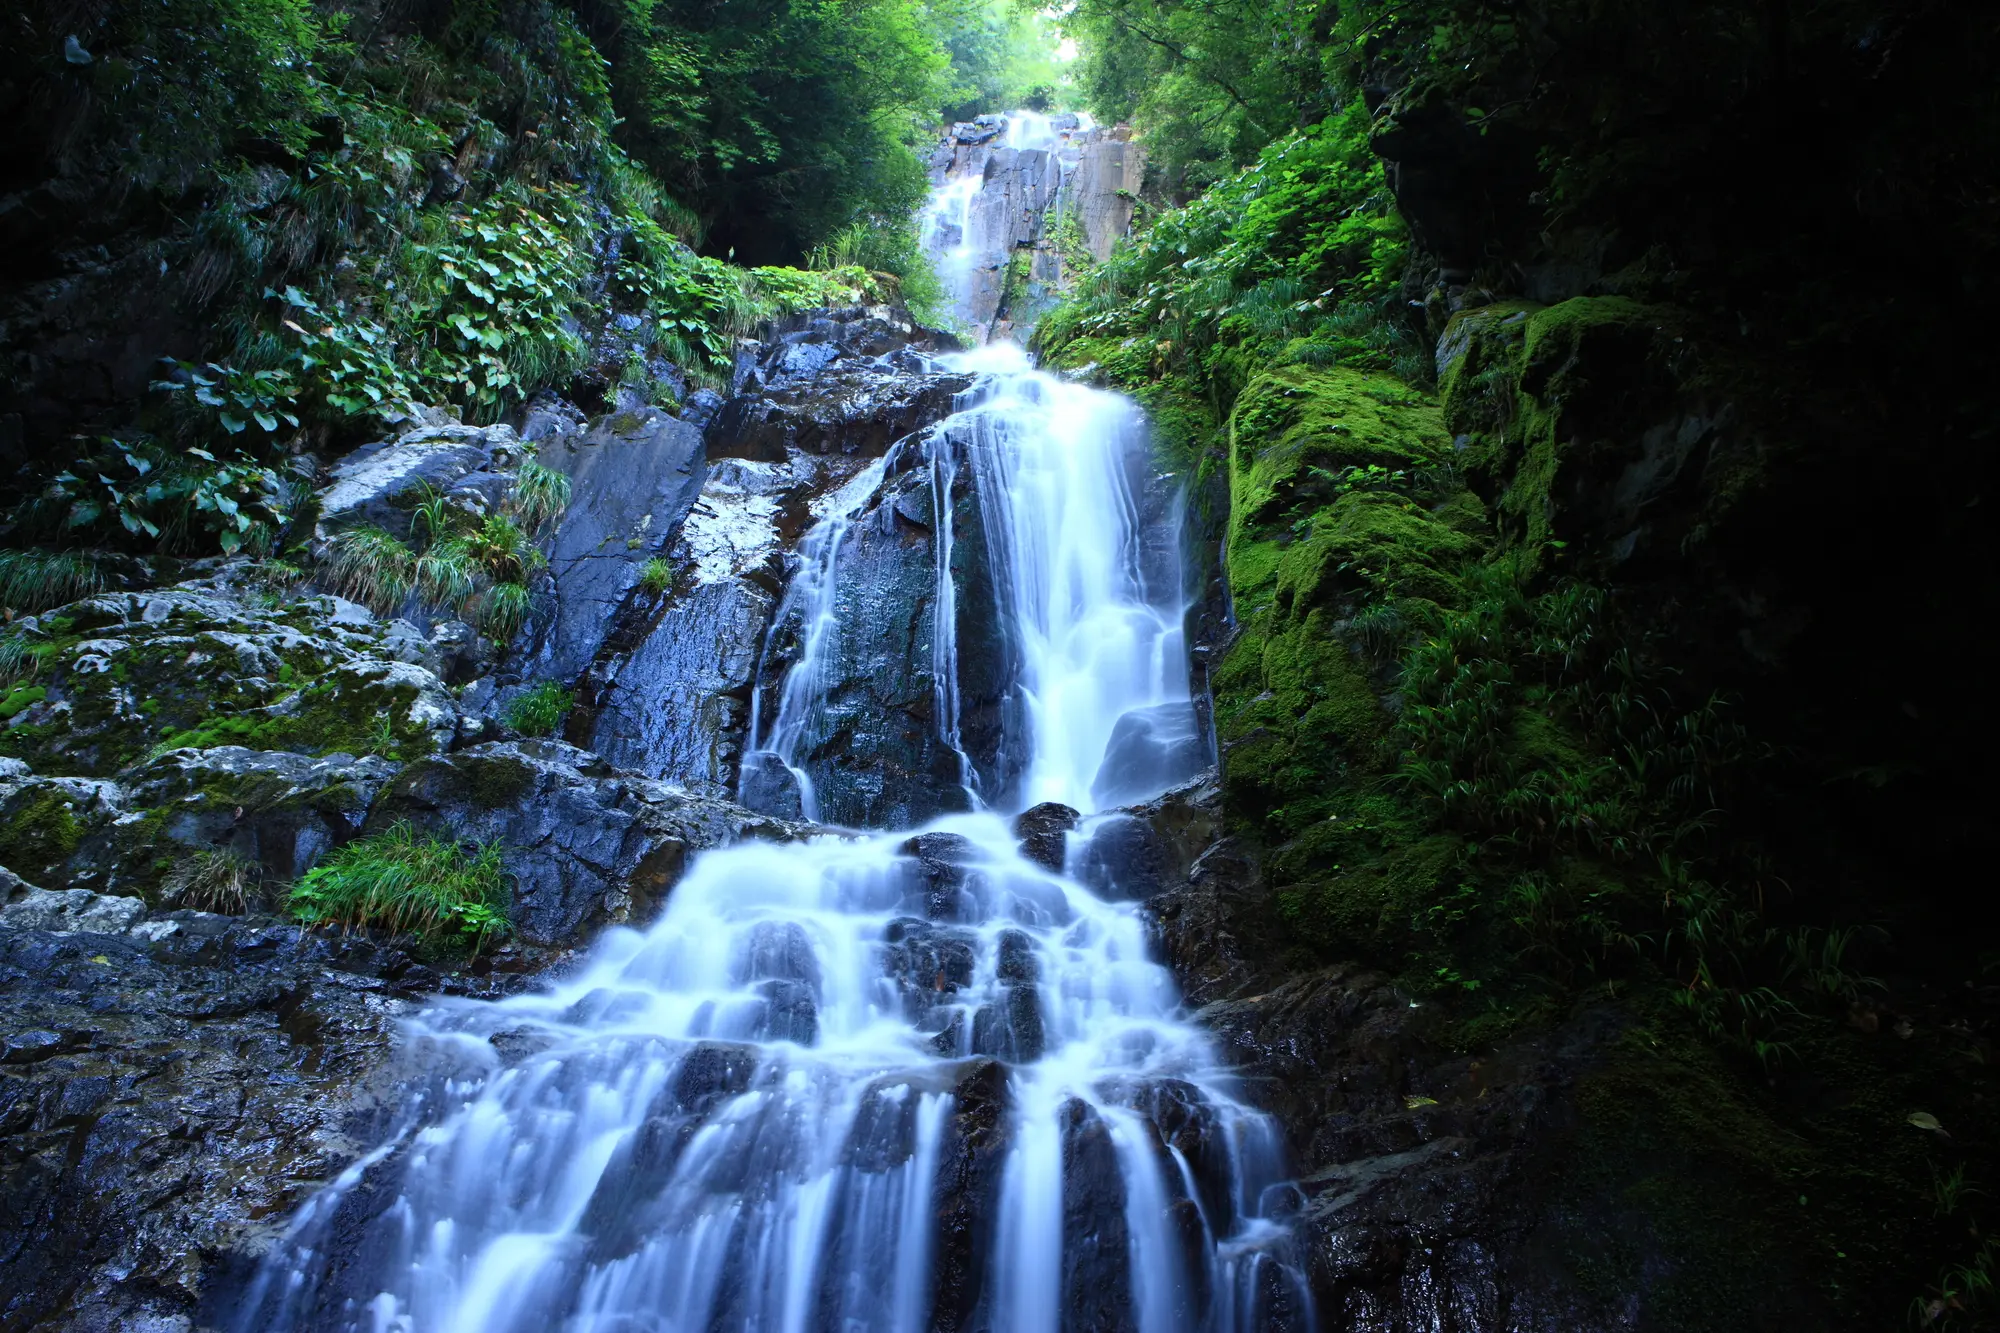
[1041,3,2000,1322]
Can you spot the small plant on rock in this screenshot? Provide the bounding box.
[164,848,258,913]
[326,525,416,612]
[504,681,573,737]
[513,460,572,531]
[289,821,509,946]
[0,549,105,616]
[639,557,673,594]
[472,580,533,639]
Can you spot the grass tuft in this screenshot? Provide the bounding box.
[503,681,573,737]
[164,848,258,913]
[0,550,104,615]
[473,580,533,639]
[289,821,509,945]
[513,461,572,531]
[326,526,415,612]
[638,557,672,594]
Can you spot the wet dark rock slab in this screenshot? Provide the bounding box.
[710,307,965,464]
[0,915,529,1333]
[368,739,807,945]
[929,1058,1009,1333]
[528,406,707,684]
[1012,801,1079,872]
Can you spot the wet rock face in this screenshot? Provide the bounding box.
[929,1058,1010,1332]
[368,739,807,944]
[0,914,521,1333]
[924,115,1148,340]
[526,405,707,685]
[573,305,971,799]
[745,420,1036,828]
[1059,1097,1137,1333]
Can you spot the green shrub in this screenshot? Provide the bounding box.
[289,821,509,944]
[504,681,573,737]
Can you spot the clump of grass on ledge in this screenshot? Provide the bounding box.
[504,681,573,737]
[325,524,415,612]
[290,821,509,945]
[164,848,258,913]
[0,549,104,615]
[513,460,572,531]
[638,556,672,594]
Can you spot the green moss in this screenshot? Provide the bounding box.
[1273,830,1464,959]
[0,788,85,878]
[1228,363,1450,545]
[463,752,537,808]
[1,684,47,719]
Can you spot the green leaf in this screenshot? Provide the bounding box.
[219,413,247,434]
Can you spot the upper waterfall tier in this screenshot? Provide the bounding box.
[920,111,1146,341]
[738,343,1205,827]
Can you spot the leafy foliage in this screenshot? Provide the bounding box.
[574,0,951,262]
[1039,97,1424,402]
[289,821,509,945]
[504,682,574,737]
[25,438,304,556]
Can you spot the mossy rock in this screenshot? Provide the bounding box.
[0,779,117,883]
[1227,362,1450,545]
[0,582,457,777]
[1271,831,1464,961]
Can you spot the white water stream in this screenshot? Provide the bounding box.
[239,112,1309,1333]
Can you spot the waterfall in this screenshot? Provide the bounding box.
[236,113,1311,1333]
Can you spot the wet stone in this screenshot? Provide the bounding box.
[1012,801,1080,872]
[881,917,977,1017]
[753,977,820,1045]
[970,982,1045,1063]
[995,928,1040,983]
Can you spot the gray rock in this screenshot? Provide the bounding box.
[0,575,459,779]
[526,406,707,684]
[315,422,525,540]
[0,913,531,1330]
[63,747,401,901]
[0,886,147,933]
[367,740,807,945]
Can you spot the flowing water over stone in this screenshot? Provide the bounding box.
[234,116,1308,1333]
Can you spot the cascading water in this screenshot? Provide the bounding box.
[236,112,1311,1333]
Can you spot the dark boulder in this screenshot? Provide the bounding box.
[1059,1097,1137,1333]
[929,1058,1010,1332]
[368,740,804,945]
[1012,801,1080,872]
[1089,701,1209,810]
